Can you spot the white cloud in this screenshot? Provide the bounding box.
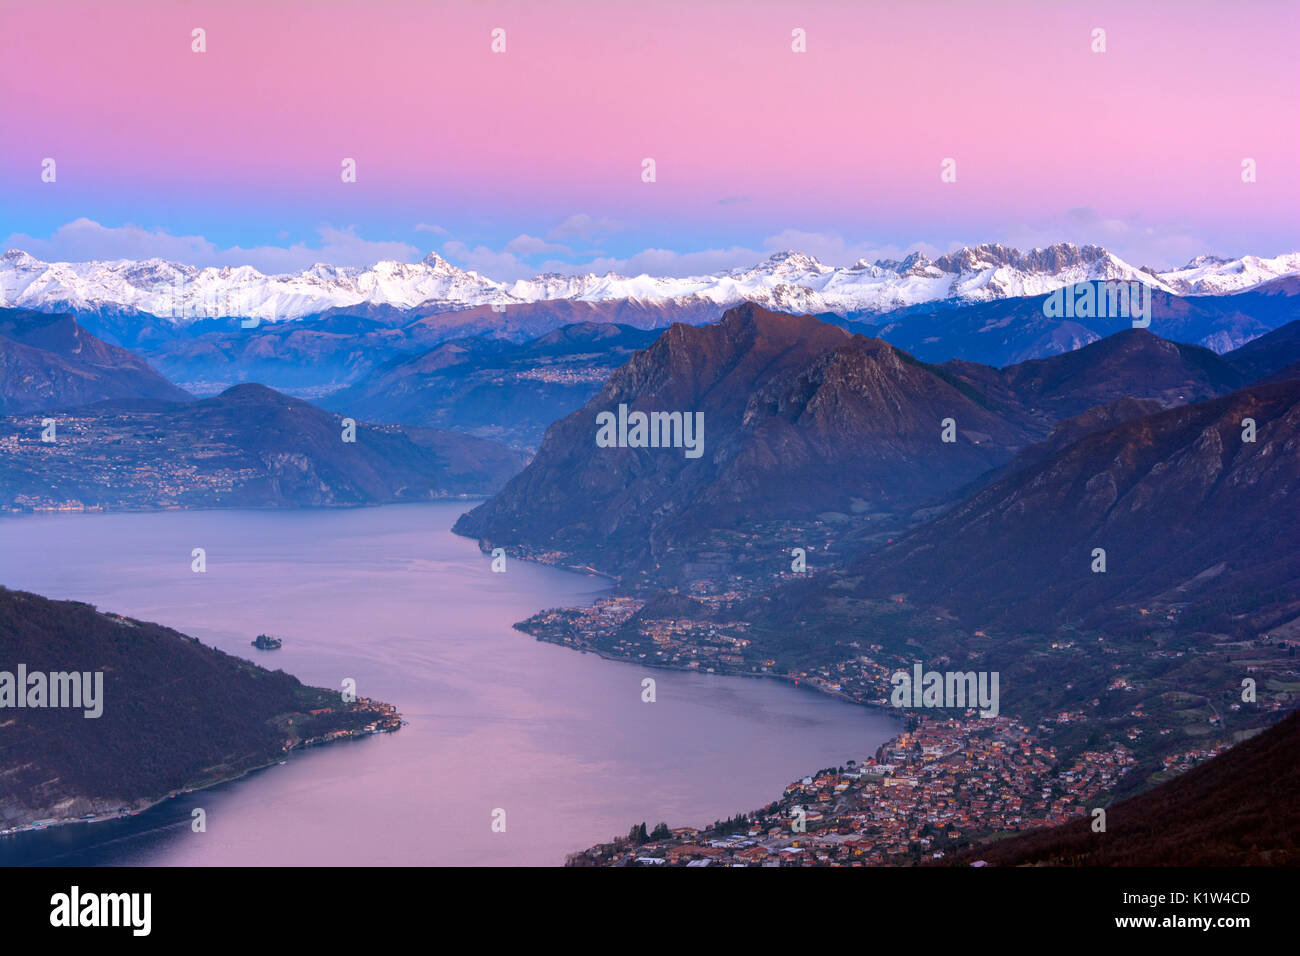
[537,246,766,277]
[3,218,219,264]
[547,213,626,242]
[503,234,572,256]
[3,219,421,273]
[5,214,1254,282]
[439,241,536,281]
[529,233,946,278]
[760,230,943,267]
[1001,209,1214,271]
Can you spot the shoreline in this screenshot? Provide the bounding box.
[519,622,880,710]
[511,619,911,865]
[461,538,624,585]
[3,508,883,865]
[0,722,402,842]
[0,495,490,520]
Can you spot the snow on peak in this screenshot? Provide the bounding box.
[2,249,40,266]
[1181,253,1233,270]
[1,243,1297,323]
[761,250,829,273]
[1160,251,1300,295]
[421,251,459,271]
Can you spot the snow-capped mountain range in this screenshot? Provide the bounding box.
[2,243,1298,323]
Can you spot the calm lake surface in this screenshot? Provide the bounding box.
[0,503,896,866]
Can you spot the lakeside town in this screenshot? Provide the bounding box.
[567,713,1140,866]
[523,591,1300,866]
[0,408,259,511]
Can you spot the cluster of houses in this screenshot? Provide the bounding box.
[572,712,1140,866]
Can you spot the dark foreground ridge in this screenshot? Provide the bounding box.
[0,587,400,832]
[950,709,1300,866]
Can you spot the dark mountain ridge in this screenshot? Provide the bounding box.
[454,304,1039,575]
[812,377,1300,636]
[868,278,1300,366]
[1223,318,1300,383]
[0,383,527,511]
[0,308,191,414]
[324,322,660,448]
[0,587,399,830]
[949,709,1300,866]
[455,306,1269,582]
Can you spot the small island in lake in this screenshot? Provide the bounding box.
[252,633,283,650]
[0,586,402,834]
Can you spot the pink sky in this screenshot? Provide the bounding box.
[1,0,1297,274]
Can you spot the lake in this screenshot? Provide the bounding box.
[0,503,897,865]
